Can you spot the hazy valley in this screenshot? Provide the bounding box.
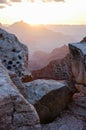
[1,21,86,56]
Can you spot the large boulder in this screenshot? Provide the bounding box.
[0,28,32,82]
[0,61,41,130]
[25,79,74,124]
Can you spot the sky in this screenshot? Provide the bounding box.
[0,0,86,25]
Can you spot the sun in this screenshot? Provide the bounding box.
[3,1,68,25]
[22,2,56,25]
[18,1,86,25]
[21,2,72,25]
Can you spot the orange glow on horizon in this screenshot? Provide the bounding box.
[0,0,86,25]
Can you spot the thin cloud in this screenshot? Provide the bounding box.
[0,0,7,4]
[0,0,22,4]
[10,0,22,2]
[41,0,64,2]
[28,0,64,3]
[0,0,22,10]
[54,0,64,2]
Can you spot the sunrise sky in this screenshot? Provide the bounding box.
[0,0,86,25]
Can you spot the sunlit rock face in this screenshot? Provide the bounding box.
[69,42,86,117]
[0,28,31,82]
[69,42,86,85]
[0,61,41,130]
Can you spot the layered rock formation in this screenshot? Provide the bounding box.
[0,61,41,130]
[25,79,74,124]
[0,28,31,82]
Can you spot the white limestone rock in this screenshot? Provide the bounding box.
[0,28,31,82]
[0,61,41,130]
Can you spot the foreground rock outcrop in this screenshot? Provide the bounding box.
[69,42,86,118]
[0,28,41,129]
[41,41,86,130]
[0,28,32,82]
[25,79,74,124]
[0,61,41,130]
[69,42,86,85]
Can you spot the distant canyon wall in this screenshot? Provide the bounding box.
[32,54,73,82]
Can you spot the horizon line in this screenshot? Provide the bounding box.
[1,21,86,27]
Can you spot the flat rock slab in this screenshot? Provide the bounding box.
[25,80,74,123]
